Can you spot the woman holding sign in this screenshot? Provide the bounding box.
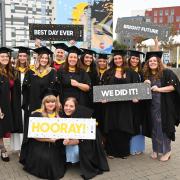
[127,50,145,155]
[20,91,66,179]
[143,51,180,162]
[102,49,139,158]
[56,46,91,106]
[61,97,109,180]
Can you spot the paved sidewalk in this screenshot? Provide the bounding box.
[1,127,180,180]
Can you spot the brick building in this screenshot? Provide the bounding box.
[145,6,180,34]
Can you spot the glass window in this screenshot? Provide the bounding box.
[154,17,157,23]
[154,10,157,16]
[165,9,169,16]
[159,17,163,23]
[41,6,46,15]
[41,17,46,24]
[171,9,174,15]
[176,16,180,22]
[159,10,163,16]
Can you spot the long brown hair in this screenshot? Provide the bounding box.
[0,53,14,79]
[41,95,61,117]
[142,57,165,80]
[64,53,81,72]
[35,54,51,71]
[15,53,30,73]
[127,57,142,73]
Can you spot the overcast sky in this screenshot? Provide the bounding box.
[113,0,180,33]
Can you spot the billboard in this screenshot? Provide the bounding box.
[116,18,170,41]
[56,0,113,53]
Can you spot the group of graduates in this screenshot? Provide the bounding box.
[0,41,180,180]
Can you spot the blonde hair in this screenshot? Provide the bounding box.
[41,95,61,117]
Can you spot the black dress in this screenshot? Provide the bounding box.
[61,105,109,180]
[22,68,57,117]
[20,112,66,180]
[56,68,91,106]
[0,74,22,138]
[102,68,139,157]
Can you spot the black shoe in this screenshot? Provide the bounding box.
[1,151,10,162]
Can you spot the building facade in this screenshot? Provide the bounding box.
[1,0,55,47]
[0,0,5,46]
[145,6,180,34]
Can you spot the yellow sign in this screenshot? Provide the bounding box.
[28,117,96,139]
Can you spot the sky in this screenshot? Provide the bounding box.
[113,0,180,33]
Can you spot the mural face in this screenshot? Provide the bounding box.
[56,0,113,53]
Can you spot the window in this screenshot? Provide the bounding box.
[154,17,157,23]
[154,10,157,16]
[165,9,169,16]
[11,3,15,13]
[41,17,46,24]
[168,15,174,23]
[159,10,163,16]
[41,6,46,15]
[171,9,174,15]
[159,17,163,23]
[176,16,180,22]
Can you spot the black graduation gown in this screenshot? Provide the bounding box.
[20,112,66,180]
[0,74,22,138]
[56,68,91,106]
[143,69,180,141]
[22,68,57,117]
[94,71,107,133]
[62,105,109,180]
[102,68,139,157]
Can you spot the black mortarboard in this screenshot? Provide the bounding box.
[128,50,145,58]
[0,47,13,54]
[111,49,127,56]
[80,48,96,56]
[52,43,68,51]
[13,46,32,55]
[97,53,109,59]
[41,88,59,100]
[67,46,82,55]
[33,46,53,55]
[145,51,163,61]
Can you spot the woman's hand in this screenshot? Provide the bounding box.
[144,80,151,85]
[63,139,70,145]
[132,98,139,103]
[71,79,79,87]
[151,85,160,92]
[0,108,4,120]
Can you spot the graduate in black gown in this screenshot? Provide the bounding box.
[94,53,109,133]
[52,43,68,71]
[56,46,91,106]
[11,46,32,152]
[80,48,98,108]
[20,92,66,180]
[61,97,109,180]
[22,46,57,118]
[102,49,139,158]
[142,51,180,161]
[127,50,146,155]
[0,47,22,162]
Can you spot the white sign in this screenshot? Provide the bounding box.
[28,117,96,140]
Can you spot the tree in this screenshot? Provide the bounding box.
[113,40,127,50]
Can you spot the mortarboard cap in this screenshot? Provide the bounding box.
[33,46,53,55]
[67,46,82,55]
[128,50,145,58]
[145,51,163,61]
[13,46,32,55]
[111,49,127,56]
[41,88,59,100]
[52,43,68,51]
[80,48,96,56]
[0,47,13,54]
[97,53,110,59]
